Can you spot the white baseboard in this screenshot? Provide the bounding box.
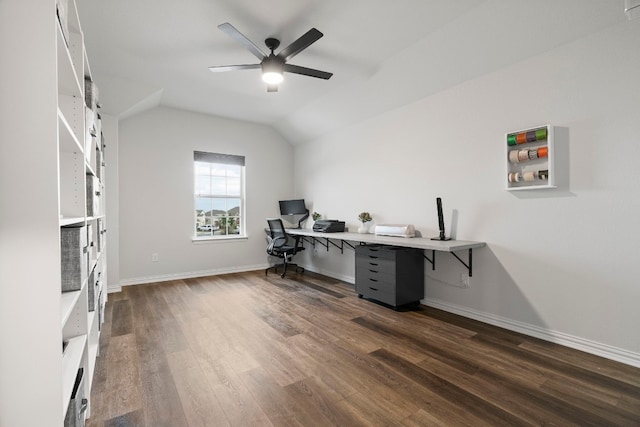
[298,263,355,285]
[424,298,640,368]
[110,263,269,293]
[107,284,122,293]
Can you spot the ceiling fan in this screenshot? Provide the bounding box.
[208,22,333,92]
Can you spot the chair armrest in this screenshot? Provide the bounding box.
[267,235,288,254]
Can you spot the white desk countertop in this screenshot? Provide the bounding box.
[285,229,485,253]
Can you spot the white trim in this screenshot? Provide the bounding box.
[111,263,269,292]
[423,298,640,368]
[107,284,122,294]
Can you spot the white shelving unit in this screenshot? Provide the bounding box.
[505,124,555,191]
[0,1,107,425]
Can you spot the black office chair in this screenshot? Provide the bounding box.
[265,218,304,278]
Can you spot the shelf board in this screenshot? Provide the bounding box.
[87,342,98,393]
[85,162,97,178]
[60,216,85,227]
[506,184,557,191]
[60,290,82,327]
[62,334,87,417]
[58,109,83,153]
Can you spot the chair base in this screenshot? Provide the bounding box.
[265,262,305,278]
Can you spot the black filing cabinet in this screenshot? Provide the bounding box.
[355,244,424,308]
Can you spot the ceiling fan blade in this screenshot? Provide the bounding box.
[218,22,266,60]
[267,84,278,93]
[208,64,261,72]
[277,28,323,62]
[283,64,333,80]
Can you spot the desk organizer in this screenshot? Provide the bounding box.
[506,124,555,190]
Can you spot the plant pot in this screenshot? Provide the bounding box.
[358,223,369,234]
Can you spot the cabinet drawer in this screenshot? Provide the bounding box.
[355,244,396,260]
[357,275,394,292]
[358,283,396,306]
[356,265,396,285]
[356,257,395,275]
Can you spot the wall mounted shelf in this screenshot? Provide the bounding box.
[506,124,555,191]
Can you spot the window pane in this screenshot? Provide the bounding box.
[226,177,240,196]
[211,176,226,195]
[226,198,240,215]
[195,197,212,213]
[229,216,241,235]
[227,165,241,177]
[195,175,211,195]
[211,198,226,215]
[210,165,227,177]
[195,162,211,175]
[195,197,213,236]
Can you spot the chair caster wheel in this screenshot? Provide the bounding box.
[357,294,363,298]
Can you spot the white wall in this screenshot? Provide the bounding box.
[117,106,293,285]
[1,1,63,424]
[294,20,640,365]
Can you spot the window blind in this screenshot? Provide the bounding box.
[194,151,245,166]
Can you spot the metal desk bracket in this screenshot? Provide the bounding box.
[423,250,435,271]
[423,248,474,276]
[300,236,355,254]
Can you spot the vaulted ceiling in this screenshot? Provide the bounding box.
[77,0,627,144]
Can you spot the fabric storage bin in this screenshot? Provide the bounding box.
[86,175,100,217]
[87,223,96,263]
[95,146,103,180]
[84,108,96,165]
[87,268,94,311]
[87,266,99,312]
[64,368,87,427]
[61,226,87,292]
[84,78,99,112]
[98,290,104,330]
[96,218,105,253]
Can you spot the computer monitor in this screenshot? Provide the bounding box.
[279,199,309,228]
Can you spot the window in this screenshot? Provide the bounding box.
[194,151,245,239]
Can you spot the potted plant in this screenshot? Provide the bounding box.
[312,211,321,221]
[358,211,372,233]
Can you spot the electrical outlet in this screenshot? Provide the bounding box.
[461,273,470,287]
[152,253,159,262]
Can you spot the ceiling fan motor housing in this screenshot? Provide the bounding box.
[265,37,280,52]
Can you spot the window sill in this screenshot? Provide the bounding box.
[192,235,248,244]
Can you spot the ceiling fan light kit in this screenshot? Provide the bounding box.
[262,71,283,84]
[209,23,333,92]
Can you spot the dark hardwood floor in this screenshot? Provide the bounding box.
[86,271,640,426]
